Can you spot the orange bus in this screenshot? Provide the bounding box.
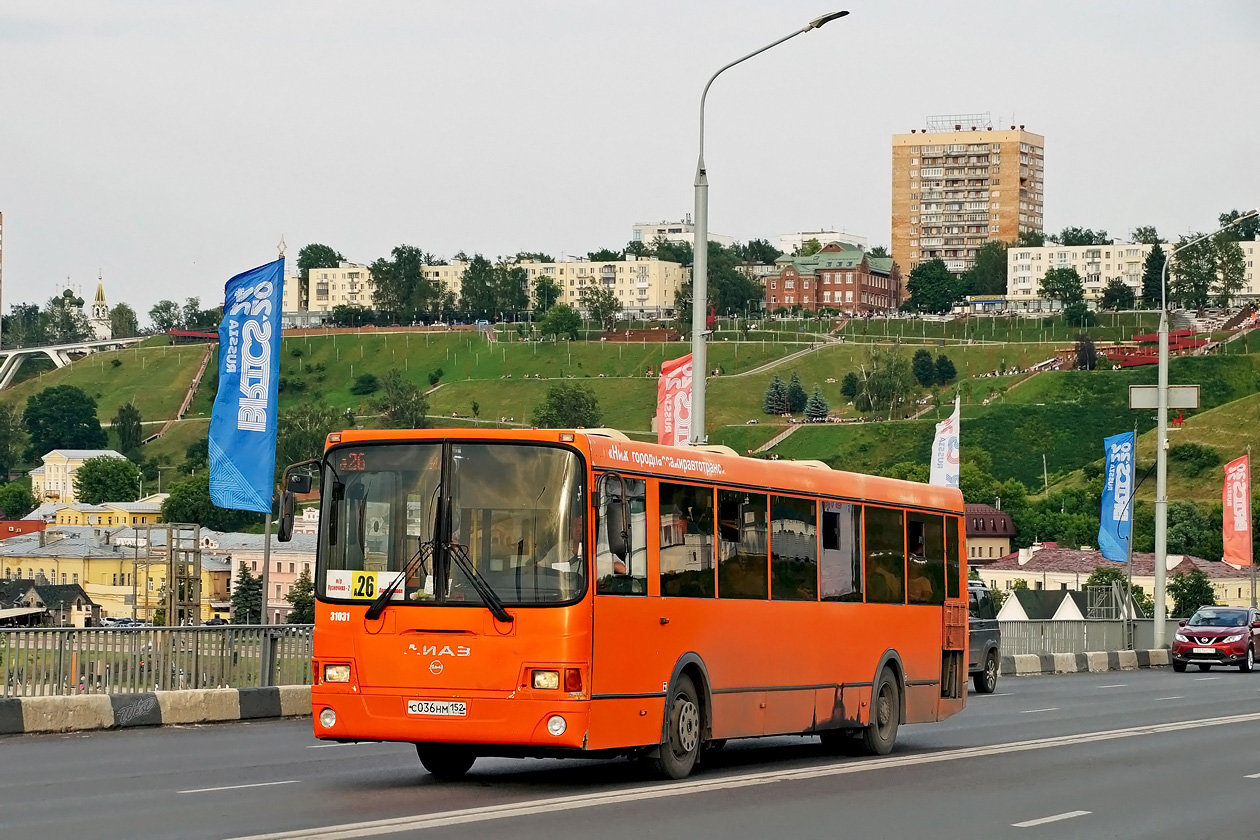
[282,427,968,780]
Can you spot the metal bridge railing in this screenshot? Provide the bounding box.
[0,625,313,697]
[998,619,1183,656]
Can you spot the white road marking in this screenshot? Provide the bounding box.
[180,781,300,794]
[1245,773,1260,779]
[1098,684,1127,689]
[306,743,362,749]
[222,712,1260,840]
[1156,696,1185,701]
[1012,810,1091,828]
[974,692,1012,697]
[1020,708,1059,714]
[1195,677,1222,681]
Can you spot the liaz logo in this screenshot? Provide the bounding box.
[406,643,471,657]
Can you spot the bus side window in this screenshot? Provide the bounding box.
[659,482,716,598]
[718,490,768,600]
[769,495,816,601]
[864,506,905,604]
[595,476,647,596]
[945,516,961,599]
[906,513,945,606]
[821,501,862,602]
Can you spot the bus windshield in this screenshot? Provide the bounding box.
[317,442,587,606]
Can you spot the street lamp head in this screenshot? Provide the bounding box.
[807,10,849,29]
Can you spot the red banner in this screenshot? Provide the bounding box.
[656,353,692,447]
[1223,454,1252,567]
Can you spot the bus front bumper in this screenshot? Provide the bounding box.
[311,688,590,750]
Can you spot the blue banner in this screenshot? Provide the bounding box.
[208,258,284,513]
[1097,431,1136,563]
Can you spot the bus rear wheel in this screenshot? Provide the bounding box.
[415,743,476,780]
[654,674,701,780]
[859,670,900,756]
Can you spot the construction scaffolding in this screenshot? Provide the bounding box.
[131,523,203,625]
[924,112,993,133]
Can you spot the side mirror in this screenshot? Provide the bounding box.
[606,502,629,566]
[1178,619,1187,627]
[277,491,296,542]
[1252,620,1260,629]
[288,472,313,494]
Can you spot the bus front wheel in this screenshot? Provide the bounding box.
[654,674,702,779]
[860,669,900,756]
[415,743,476,780]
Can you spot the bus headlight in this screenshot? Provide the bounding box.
[547,715,567,736]
[532,670,560,690]
[324,664,351,683]
[319,708,337,729]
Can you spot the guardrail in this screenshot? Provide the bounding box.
[0,625,312,697]
[999,619,1182,655]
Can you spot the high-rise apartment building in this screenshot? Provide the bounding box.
[891,114,1044,278]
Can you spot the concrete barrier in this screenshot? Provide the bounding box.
[1,687,311,735]
[1001,650,1172,677]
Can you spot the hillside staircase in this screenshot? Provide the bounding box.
[141,344,214,445]
[752,424,801,454]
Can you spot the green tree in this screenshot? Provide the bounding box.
[867,245,890,258]
[651,237,692,265]
[763,374,788,414]
[1132,226,1163,245]
[231,562,263,624]
[349,373,380,395]
[1100,279,1135,311]
[276,401,342,473]
[328,305,373,327]
[960,240,1008,296]
[804,385,829,421]
[370,371,429,430]
[578,282,623,330]
[0,404,27,480]
[1218,209,1260,243]
[285,567,315,624]
[787,371,807,413]
[109,303,140,338]
[934,354,957,385]
[44,291,94,342]
[493,263,530,318]
[1212,238,1247,307]
[111,402,143,455]
[1140,243,1167,307]
[530,383,602,428]
[1074,333,1098,371]
[162,473,264,531]
[532,275,562,314]
[855,345,917,416]
[296,243,345,283]
[796,238,823,257]
[539,303,580,339]
[23,384,108,461]
[735,238,783,265]
[839,372,859,401]
[1057,227,1111,246]
[1171,234,1245,309]
[458,255,497,319]
[1038,267,1085,306]
[911,349,936,388]
[180,436,208,475]
[0,481,36,518]
[905,259,963,313]
[586,248,623,262]
[1167,568,1216,617]
[1016,230,1046,247]
[885,461,929,483]
[2,302,47,348]
[515,251,555,263]
[148,300,182,332]
[74,455,141,504]
[1083,566,1153,617]
[369,245,439,323]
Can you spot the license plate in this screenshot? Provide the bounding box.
[407,700,467,717]
[1192,647,1217,655]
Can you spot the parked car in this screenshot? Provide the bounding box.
[203,617,228,626]
[1171,606,1260,672]
[968,581,1002,693]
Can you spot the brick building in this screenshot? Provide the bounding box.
[764,243,900,315]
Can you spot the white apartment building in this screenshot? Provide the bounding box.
[632,217,734,248]
[517,256,688,319]
[779,230,868,255]
[308,262,375,313]
[1007,240,1260,308]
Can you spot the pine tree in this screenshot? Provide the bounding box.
[934,354,957,384]
[840,372,859,401]
[762,374,788,414]
[787,371,807,413]
[1140,243,1166,308]
[805,385,830,421]
[230,562,263,625]
[285,568,315,624]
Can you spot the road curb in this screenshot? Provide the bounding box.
[1000,649,1170,677]
[0,686,311,735]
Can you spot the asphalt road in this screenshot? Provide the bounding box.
[4,669,1260,840]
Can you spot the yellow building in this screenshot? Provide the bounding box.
[48,496,167,528]
[892,115,1044,281]
[29,449,127,503]
[308,262,375,313]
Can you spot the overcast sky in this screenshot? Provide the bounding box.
[2,0,1257,321]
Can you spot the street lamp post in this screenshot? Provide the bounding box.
[1153,207,1257,646]
[689,11,848,444]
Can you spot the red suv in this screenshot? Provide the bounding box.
[1171,606,1260,673]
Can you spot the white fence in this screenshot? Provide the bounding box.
[999,619,1182,655]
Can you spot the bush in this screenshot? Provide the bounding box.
[349,373,380,395]
[110,358,122,368]
[1168,442,1222,477]
[427,369,444,387]
[290,346,304,358]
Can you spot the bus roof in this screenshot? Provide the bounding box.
[325,427,963,514]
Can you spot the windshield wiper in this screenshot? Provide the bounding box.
[447,542,514,623]
[365,539,433,621]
